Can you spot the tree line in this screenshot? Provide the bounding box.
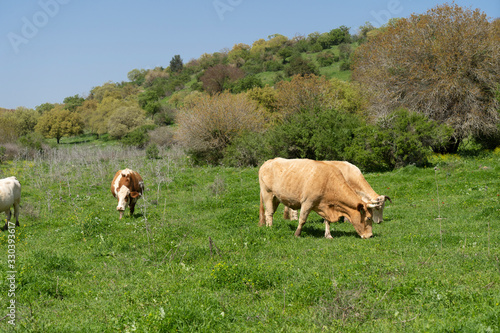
[1,4,498,171]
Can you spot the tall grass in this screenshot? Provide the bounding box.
[0,145,498,332]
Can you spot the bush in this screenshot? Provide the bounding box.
[266,106,364,161]
[146,143,160,160]
[148,126,175,147]
[284,55,319,77]
[121,125,156,148]
[317,52,335,67]
[18,132,46,151]
[339,60,351,71]
[222,131,272,167]
[176,92,264,165]
[345,108,453,170]
[0,146,5,164]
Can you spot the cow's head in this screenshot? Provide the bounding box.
[369,195,392,224]
[350,201,385,239]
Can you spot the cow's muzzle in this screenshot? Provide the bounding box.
[360,232,373,239]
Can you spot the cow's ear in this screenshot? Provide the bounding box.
[357,203,365,214]
[130,191,141,198]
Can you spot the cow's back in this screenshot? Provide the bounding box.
[259,158,355,209]
[111,169,144,197]
[327,161,378,200]
[0,177,21,210]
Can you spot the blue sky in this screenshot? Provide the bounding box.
[1,0,498,109]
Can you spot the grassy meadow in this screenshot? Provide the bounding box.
[0,144,499,332]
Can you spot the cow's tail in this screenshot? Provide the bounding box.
[259,191,265,226]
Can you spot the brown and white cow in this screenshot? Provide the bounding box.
[0,176,21,231]
[284,161,391,224]
[259,158,382,239]
[111,169,144,219]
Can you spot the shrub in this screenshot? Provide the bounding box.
[266,106,364,161]
[284,55,319,77]
[317,52,335,67]
[121,124,156,148]
[176,92,264,165]
[230,75,264,94]
[148,126,175,147]
[0,146,5,164]
[146,143,160,160]
[345,108,453,170]
[339,60,351,71]
[18,132,46,151]
[222,131,272,167]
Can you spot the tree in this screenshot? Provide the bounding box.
[63,94,85,112]
[35,105,84,143]
[107,105,147,139]
[352,4,500,152]
[170,55,183,73]
[284,55,319,77]
[35,102,55,115]
[127,68,147,85]
[200,64,245,95]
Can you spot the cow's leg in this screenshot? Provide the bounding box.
[262,191,279,227]
[14,201,20,227]
[2,209,11,231]
[294,202,313,237]
[283,206,290,220]
[324,220,333,239]
[129,199,137,217]
[283,207,299,220]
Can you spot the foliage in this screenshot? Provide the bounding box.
[284,55,319,77]
[147,126,175,147]
[146,143,160,159]
[266,106,364,161]
[34,105,84,143]
[0,146,5,164]
[0,107,39,143]
[127,68,147,85]
[230,75,264,93]
[169,55,183,73]
[352,3,500,150]
[274,75,365,120]
[120,124,155,148]
[200,64,245,95]
[176,92,264,164]
[345,108,454,170]
[138,89,162,118]
[35,102,55,114]
[222,131,272,167]
[63,94,85,112]
[107,106,148,139]
[18,132,46,151]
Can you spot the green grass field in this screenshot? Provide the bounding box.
[0,145,499,332]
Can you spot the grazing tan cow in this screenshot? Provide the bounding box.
[111,169,144,219]
[259,158,382,239]
[0,177,21,231]
[284,161,391,224]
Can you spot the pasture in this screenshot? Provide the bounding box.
[0,145,499,332]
